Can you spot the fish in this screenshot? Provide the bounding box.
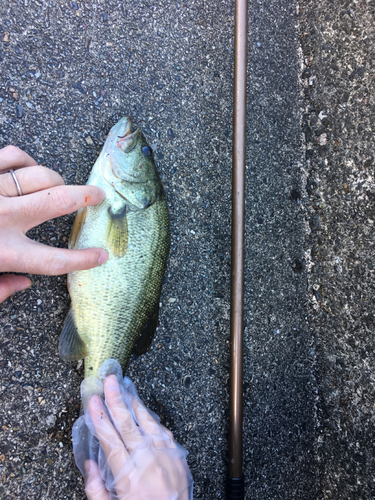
[59,117,170,378]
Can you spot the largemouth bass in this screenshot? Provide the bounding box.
[59,117,170,378]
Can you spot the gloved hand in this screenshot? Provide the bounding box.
[72,359,194,500]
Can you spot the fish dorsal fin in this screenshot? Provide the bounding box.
[107,203,128,258]
[132,303,159,355]
[59,307,88,361]
[69,207,87,249]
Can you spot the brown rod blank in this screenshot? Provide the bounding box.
[228,0,247,497]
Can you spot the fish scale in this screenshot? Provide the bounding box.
[60,117,169,378]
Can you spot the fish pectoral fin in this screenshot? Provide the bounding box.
[69,207,87,249]
[59,307,88,361]
[107,204,128,258]
[132,303,159,355]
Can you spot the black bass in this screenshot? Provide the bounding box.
[59,117,169,378]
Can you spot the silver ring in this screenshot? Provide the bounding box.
[9,169,23,196]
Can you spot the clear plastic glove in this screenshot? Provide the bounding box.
[73,359,194,500]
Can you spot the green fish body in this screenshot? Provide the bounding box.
[59,117,169,378]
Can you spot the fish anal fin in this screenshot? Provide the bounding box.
[59,307,88,361]
[69,207,87,249]
[107,204,128,258]
[132,304,159,355]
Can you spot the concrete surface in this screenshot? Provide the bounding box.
[300,1,375,498]
[0,0,373,499]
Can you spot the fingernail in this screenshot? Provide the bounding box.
[98,188,106,201]
[16,282,31,292]
[90,395,103,411]
[105,376,118,392]
[98,251,108,265]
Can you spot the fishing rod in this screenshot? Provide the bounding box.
[227,0,248,498]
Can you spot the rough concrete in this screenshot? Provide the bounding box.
[0,0,373,499]
[242,2,317,498]
[299,1,375,498]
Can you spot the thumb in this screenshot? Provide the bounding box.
[0,275,31,304]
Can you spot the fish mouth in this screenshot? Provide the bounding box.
[117,117,141,153]
[118,117,133,138]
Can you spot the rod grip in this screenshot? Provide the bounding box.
[226,475,244,500]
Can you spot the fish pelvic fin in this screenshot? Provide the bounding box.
[132,303,159,355]
[106,204,128,258]
[59,307,88,361]
[69,207,87,249]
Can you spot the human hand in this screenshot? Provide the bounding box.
[0,145,108,303]
[73,359,194,500]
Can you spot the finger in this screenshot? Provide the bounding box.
[0,275,31,304]
[84,460,109,500]
[0,165,64,197]
[12,184,106,231]
[89,395,129,480]
[103,376,143,453]
[131,396,176,448]
[3,236,108,275]
[0,145,37,172]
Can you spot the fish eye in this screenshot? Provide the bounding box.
[141,145,153,157]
